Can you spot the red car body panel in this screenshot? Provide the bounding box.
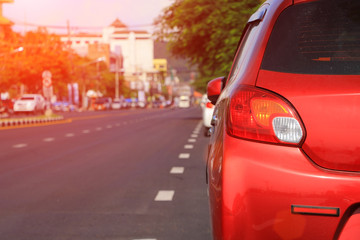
[218,134,360,239]
[207,0,360,239]
[257,70,360,171]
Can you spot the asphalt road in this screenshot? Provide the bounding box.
[0,107,211,240]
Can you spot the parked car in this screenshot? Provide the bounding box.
[93,97,111,111]
[201,94,215,136]
[111,99,122,110]
[13,94,45,114]
[52,101,76,112]
[178,95,190,108]
[206,0,360,239]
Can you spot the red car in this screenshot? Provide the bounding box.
[206,0,360,239]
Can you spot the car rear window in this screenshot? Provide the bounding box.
[261,0,360,75]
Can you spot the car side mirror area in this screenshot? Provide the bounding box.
[207,77,225,105]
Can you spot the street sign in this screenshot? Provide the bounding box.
[42,70,52,88]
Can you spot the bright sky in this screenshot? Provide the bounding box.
[3,0,174,33]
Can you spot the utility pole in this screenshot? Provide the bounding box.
[115,57,119,99]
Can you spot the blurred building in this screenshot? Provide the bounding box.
[0,0,13,38]
[60,18,157,90]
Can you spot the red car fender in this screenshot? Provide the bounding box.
[338,209,360,240]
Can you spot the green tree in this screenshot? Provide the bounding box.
[0,28,120,101]
[154,0,262,91]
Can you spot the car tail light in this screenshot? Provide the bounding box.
[206,102,214,108]
[227,86,305,145]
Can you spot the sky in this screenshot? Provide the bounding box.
[3,0,174,34]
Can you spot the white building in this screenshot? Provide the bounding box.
[61,19,155,87]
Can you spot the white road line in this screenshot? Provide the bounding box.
[43,137,55,142]
[96,127,102,131]
[13,143,27,148]
[179,153,190,159]
[193,131,200,134]
[115,123,120,127]
[188,138,196,143]
[184,144,194,149]
[106,125,112,129]
[191,134,198,138]
[154,190,175,201]
[65,133,74,137]
[82,130,90,134]
[170,167,185,174]
[133,239,157,240]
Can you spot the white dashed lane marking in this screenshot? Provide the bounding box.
[188,138,196,143]
[154,190,175,201]
[13,143,27,148]
[43,137,55,142]
[65,133,75,137]
[191,134,198,138]
[82,130,90,134]
[96,127,102,131]
[133,239,157,240]
[184,144,194,149]
[170,167,185,174]
[178,153,190,159]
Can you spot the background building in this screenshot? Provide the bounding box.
[0,0,13,39]
[61,18,156,91]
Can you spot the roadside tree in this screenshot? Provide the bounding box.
[154,0,262,91]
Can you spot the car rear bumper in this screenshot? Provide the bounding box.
[209,133,360,239]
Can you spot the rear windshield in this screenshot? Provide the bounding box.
[261,0,360,75]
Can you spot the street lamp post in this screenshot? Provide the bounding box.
[115,57,119,99]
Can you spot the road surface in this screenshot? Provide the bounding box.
[0,107,211,240]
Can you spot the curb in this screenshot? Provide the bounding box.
[0,116,65,128]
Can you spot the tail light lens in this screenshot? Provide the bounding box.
[227,86,305,146]
[206,102,214,108]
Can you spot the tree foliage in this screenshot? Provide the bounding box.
[154,0,262,91]
[0,28,126,100]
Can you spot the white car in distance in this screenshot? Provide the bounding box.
[13,94,46,115]
[201,94,215,136]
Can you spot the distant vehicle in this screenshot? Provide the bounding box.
[93,97,111,111]
[178,95,190,108]
[52,101,76,112]
[111,99,122,110]
[137,101,146,108]
[13,94,45,114]
[201,94,214,136]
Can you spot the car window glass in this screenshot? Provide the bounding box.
[261,0,360,75]
[227,22,261,85]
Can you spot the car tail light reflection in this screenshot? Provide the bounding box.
[227,86,305,145]
[206,102,214,108]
